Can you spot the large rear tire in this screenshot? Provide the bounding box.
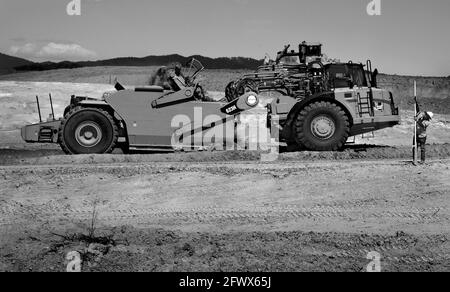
[294,101,350,151]
[59,107,118,154]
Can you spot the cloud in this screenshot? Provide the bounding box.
[10,43,38,56]
[9,42,97,61]
[36,43,97,60]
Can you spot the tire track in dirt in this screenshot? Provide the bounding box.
[0,156,431,174]
[1,201,448,227]
[269,248,450,265]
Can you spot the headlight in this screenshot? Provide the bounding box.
[102,92,112,99]
[246,95,258,107]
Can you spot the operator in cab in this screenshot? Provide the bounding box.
[168,63,224,103]
[169,63,187,91]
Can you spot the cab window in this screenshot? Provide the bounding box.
[326,64,368,88]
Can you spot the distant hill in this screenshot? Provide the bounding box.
[12,61,83,72]
[13,54,263,72]
[0,53,33,75]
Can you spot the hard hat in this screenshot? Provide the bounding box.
[427,112,434,119]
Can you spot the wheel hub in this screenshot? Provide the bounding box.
[311,115,336,139]
[75,122,102,148]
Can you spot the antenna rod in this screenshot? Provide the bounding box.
[49,93,55,121]
[36,95,42,123]
[413,81,418,165]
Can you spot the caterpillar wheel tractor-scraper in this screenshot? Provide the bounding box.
[21,59,260,154]
[21,43,401,154]
[226,42,401,151]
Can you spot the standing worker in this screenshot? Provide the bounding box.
[415,111,434,164]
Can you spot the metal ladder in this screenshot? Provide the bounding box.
[357,92,372,117]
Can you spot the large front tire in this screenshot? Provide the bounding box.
[59,107,118,154]
[294,101,350,151]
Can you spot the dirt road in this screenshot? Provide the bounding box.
[1,152,449,272]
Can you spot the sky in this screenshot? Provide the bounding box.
[0,0,449,76]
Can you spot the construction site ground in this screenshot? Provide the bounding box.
[1,146,449,272]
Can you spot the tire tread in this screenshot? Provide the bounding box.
[59,106,118,154]
[294,101,350,151]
